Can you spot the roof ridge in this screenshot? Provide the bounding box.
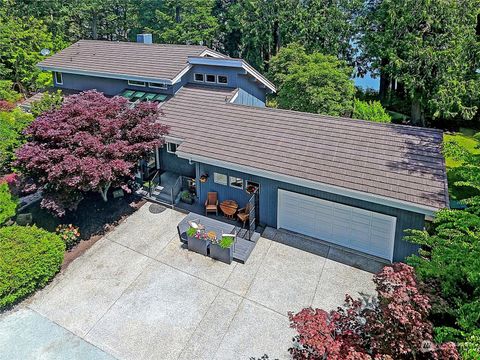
[226,101,443,134]
[75,39,208,49]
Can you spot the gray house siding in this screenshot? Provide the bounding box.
[196,163,423,262]
[54,72,174,96]
[159,148,195,177]
[233,88,265,107]
[182,65,267,105]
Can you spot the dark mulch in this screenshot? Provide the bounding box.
[17,191,146,269]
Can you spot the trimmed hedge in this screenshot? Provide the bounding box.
[0,225,65,309]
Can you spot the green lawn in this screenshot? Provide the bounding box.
[444,128,480,201]
[444,128,480,168]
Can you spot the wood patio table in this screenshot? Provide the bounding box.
[220,200,238,219]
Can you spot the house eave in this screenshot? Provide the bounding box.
[176,151,439,217]
[37,65,175,85]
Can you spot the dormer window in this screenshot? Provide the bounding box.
[205,74,216,83]
[128,80,146,87]
[149,82,167,89]
[217,75,228,84]
[55,72,63,85]
[194,73,204,82]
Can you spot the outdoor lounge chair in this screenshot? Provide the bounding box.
[205,192,219,216]
[237,203,251,228]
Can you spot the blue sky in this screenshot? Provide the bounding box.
[354,72,379,90]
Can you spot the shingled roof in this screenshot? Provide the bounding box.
[37,40,218,82]
[160,85,449,212]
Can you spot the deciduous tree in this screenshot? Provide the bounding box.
[289,263,459,359]
[15,91,168,216]
[273,49,355,116]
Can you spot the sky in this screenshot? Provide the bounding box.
[354,71,379,90]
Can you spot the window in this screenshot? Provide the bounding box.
[194,73,204,82]
[205,74,216,83]
[149,82,167,89]
[127,80,146,87]
[55,72,63,85]
[217,75,228,84]
[167,142,177,154]
[229,176,243,189]
[214,172,227,186]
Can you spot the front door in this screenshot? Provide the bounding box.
[142,149,159,180]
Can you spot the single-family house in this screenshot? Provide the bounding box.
[36,34,449,263]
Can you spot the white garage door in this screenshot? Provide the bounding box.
[277,189,396,261]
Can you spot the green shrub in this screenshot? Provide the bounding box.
[352,99,392,123]
[0,80,21,103]
[0,182,17,225]
[405,202,480,358]
[0,225,65,309]
[0,108,33,173]
[459,330,480,360]
[30,90,63,117]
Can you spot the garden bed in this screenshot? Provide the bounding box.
[17,192,146,269]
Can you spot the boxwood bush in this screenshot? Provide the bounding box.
[0,225,65,309]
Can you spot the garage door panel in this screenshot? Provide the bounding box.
[277,190,396,261]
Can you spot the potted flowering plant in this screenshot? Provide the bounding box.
[210,234,235,264]
[186,222,210,256]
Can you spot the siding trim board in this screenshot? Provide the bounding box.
[178,151,436,216]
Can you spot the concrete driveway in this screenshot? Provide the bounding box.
[0,202,376,360]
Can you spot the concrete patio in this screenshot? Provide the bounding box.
[0,202,377,360]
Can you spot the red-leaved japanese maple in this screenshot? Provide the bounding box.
[15,90,168,216]
[289,263,459,360]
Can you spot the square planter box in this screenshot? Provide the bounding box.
[210,243,233,264]
[187,236,209,256]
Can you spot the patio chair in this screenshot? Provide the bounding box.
[205,192,219,216]
[237,203,251,228]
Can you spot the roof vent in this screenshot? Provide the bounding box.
[137,33,153,44]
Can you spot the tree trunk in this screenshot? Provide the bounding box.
[99,182,111,202]
[175,6,181,23]
[92,12,98,40]
[379,58,390,102]
[411,100,425,127]
[273,20,281,56]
